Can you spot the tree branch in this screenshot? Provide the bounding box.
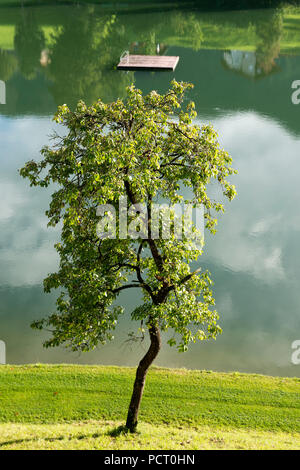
[162,267,202,299]
[179,267,202,286]
[111,284,144,294]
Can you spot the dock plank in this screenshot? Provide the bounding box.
[117,55,179,71]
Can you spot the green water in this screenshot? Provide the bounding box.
[0,2,300,376]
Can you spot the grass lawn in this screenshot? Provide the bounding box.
[0,364,299,450]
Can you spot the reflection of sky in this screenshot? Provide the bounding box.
[202,111,300,284]
[1,112,299,286]
[0,117,59,286]
[0,111,299,375]
[194,112,300,376]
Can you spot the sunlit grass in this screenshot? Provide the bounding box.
[0,365,299,450]
[0,365,299,427]
[0,420,299,450]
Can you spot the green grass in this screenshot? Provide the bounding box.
[0,421,299,450]
[0,364,299,449]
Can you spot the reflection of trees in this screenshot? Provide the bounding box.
[170,12,203,51]
[221,9,284,79]
[0,50,17,81]
[124,10,203,55]
[46,8,134,107]
[7,5,287,104]
[256,9,283,75]
[129,31,159,56]
[14,11,45,80]
[45,8,205,107]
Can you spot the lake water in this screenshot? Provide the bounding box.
[0,3,300,376]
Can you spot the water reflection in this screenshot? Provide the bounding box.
[14,10,45,80]
[0,3,299,376]
[223,9,283,78]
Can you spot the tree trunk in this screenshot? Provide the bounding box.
[126,323,161,432]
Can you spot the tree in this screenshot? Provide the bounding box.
[20,80,236,432]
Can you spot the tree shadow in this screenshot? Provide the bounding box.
[107,425,132,437]
[0,435,65,448]
[0,431,103,448]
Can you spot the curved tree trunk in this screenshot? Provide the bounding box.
[126,323,161,432]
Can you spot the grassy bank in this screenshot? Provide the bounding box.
[0,365,299,449]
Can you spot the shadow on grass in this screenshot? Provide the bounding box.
[0,424,141,448]
[107,425,135,437]
[0,431,103,448]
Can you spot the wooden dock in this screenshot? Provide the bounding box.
[117,54,179,71]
